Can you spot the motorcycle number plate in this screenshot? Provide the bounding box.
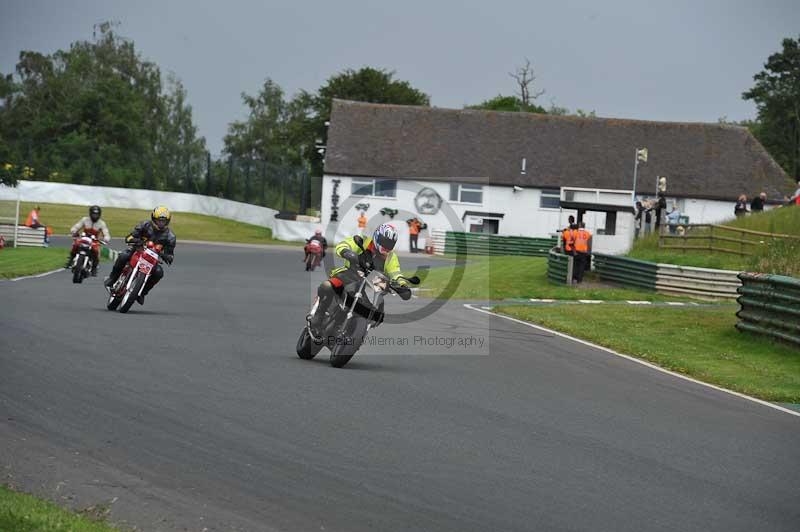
[144,248,160,261]
[138,261,153,274]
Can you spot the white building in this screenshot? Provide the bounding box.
[320,100,792,254]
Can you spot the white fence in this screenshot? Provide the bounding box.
[654,263,741,299]
[0,181,278,230]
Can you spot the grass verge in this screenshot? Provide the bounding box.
[0,485,120,532]
[0,247,68,279]
[415,256,681,301]
[495,304,800,402]
[1,201,300,245]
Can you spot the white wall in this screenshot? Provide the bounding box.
[0,180,278,229]
[273,218,320,241]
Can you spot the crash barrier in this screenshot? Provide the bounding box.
[736,273,800,347]
[593,253,741,299]
[546,248,572,284]
[273,218,320,242]
[440,231,557,257]
[100,246,120,262]
[0,181,278,230]
[0,224,46,247]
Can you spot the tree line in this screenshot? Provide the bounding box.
[1,23,797,208]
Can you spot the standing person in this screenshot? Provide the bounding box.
[654,193,667,232]
[65,205,111,276]
[643,200,654,235]
[634,202,644,239]
[791,180,800,205]
[734,195,749,217]
[750,192,767,212]
[407,217,421,253]
[357,212,368,235]
[561,216,576,255]
[572,222,592,284]
[104,206,176,306]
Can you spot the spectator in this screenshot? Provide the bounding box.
[643,199,654,235]
[734,195,749,217]
[750,192,766,212]
[572,222,592,284]
[654,193,667,231]
[666,203,681,234]
[792,180,800,206]
[357,211,367,234]
[407,217,422,253]
[634,202,644,239]
[24,205,50,246]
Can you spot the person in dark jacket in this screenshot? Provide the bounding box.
[734,195,749,217]
[104,206,176,305]
[750,192,766,212]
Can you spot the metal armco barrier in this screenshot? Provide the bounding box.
[736,273,800,347]
[0,224,46,247]
[593,253,658,291]
[547,248,572,284]
[593,253,741,299]
[443,232,556,257]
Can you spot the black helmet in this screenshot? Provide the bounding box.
[89,205,101,222]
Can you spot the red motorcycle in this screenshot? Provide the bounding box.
[106,240,163,313]
[304,240,323,271]
[70,232,103,284]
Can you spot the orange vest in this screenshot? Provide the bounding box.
[409,221,420,235]
[574,228,591,253]
[562,228,575,252]
[357,215,367,229]
[25,210,39,227]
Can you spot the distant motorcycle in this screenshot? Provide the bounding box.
[304,240,323,271]
[296,238,420,368]
[106,240,163,313]
[70,233,103,284]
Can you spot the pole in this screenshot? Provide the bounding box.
[205,152,212,196]
[261,159,267,206]
[13,186,20,248]
[631,148,639,206]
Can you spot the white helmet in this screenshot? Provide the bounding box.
[372,223,398,255]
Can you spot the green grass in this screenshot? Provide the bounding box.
[0,485,120,532]
[628,206,800,275]
[415,256,681,301]
[0,247,68,278]
[495,304,800,402]
[1,201,300,245]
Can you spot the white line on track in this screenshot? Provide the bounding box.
[464,303,800,419]
[8,268,64,282]
[627,300,652,305]
[578,299,604,304]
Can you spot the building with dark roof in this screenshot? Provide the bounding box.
[321,99,792,253]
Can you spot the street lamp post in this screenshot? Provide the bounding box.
[631,147,648,205]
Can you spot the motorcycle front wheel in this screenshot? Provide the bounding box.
[296,327,324,360]
[72,256,86,284]
[330,316,368,368]
[119,273,145,313]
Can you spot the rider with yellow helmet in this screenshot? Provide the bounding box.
[104,206,177,305]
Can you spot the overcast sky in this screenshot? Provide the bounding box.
[2,0,798,155]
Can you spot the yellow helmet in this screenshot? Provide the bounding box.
[151,205,172,230]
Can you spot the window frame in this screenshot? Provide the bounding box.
[350,178,397,198]
[539,188,561,210]
[449,183,484,205]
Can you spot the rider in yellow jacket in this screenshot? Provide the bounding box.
[308,223,409,334]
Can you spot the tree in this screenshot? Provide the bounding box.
[509,58,545,107]
[742,35,800,180]
[467,95,545,113]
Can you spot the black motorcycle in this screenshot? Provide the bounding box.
[296,240,420,368]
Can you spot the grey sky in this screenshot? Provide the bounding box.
[2,0,798,156]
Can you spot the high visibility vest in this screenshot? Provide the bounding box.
[562,228,575,252]
[409,221,420,235]
[25,210,39,227]
[357,215,367,229]
[574,228,591,253]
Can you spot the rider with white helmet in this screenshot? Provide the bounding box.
[307,222,409,334]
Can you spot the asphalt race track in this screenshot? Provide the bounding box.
[2,243,799,532]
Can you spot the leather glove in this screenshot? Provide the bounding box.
[341,249,359,269]
[163,253,174,265]
[394,285,412,301]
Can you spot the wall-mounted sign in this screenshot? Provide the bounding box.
[414,187,442,215]
[330,179,341,222]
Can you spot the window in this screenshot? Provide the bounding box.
[540,189,561,209]
[449,183,483,204]
[351,178,397,197]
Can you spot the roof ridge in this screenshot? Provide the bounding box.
[331,98,748,130]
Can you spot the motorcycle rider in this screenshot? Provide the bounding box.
[304,228,328,262]
[307,223,411,335]
[104,206,176,305]
[65,205,111,275]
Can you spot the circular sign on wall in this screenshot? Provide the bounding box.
[414,187,443,215]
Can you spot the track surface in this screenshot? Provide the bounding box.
[2,243,799,532]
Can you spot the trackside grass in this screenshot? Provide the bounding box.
[495,304,800,402]
[0,485,120,532]
[0,247,67,278]
[2,201,300,245]
[416,256,682,301]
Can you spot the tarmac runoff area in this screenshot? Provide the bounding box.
[1,242,799,532]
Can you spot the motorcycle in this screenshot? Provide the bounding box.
[296,237,420,368]
[71,232,103,284]
[304,240,323,271]
[106,240,164,313]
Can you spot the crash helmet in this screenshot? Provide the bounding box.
[372,223,398,255]
[89,205,102,222]
[151,205,172,230]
